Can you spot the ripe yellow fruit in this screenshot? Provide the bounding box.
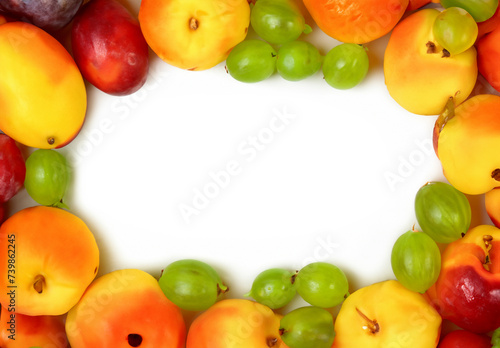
[139,0,250,71]
[0,22,87,149]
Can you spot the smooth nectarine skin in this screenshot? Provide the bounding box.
[139,0,250,70]
[0,206,99,316]
[0,305,68,347]
[66,269,186,348]
[71,0,149,96]
[384,8,478,115]
[437,94,500,194]
[186,299,288,348]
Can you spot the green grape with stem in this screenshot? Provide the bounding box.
[245,268,297,309]
[295,261,349,308]
[391,229,441,293]
[158,259,228,311]
[322,43,369,90]
[279,306,335,348]
[433,7,478,56]
[24,149,70,208]
[415,181,471,243]
[226,39,277,83]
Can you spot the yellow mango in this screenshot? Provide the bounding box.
[0,22,86,149]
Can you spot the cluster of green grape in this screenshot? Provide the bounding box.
[246,262,349,348]
[23,149,70,209]
[225,0,369,89]
[158,259,348,348]
[391,181,472,293]
[432,0,499,55]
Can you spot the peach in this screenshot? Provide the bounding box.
[434,94,500,195]
[65,268,186,348]
[139,0,250,71]
[0,206,99,316]
[0,305,68,347]
[384,8,478,115]
[186,299,289,348]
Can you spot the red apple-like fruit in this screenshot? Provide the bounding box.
[71,0,149,96]
[477,23,500,93]
[0,134,25,203]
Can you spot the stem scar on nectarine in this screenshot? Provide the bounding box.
[189,17,199,30]
[355,307,379,334]
[491,169,500,181]
[47,137,55,145]
[33,274,45,294]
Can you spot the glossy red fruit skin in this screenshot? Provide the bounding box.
[477,24,500,93]
[0,134,25,203]
[438,330,491,348]
[71,0,149,96]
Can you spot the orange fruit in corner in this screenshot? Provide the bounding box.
[302,0,409,44]
[0,206,99,316]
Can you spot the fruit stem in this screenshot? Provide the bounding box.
[303,24,312,35]
[217,282,229,295]
[356,307,379,334]
[435,97,455,134]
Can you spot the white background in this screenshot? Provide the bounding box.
[8,1,495,318]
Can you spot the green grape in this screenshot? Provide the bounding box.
[433,7,478,56]
[279,306,335,348]
[24,149,69,208]
[440,0,499,22]
[295,262,349,308]
[276,40,323,81]
[158,259,228,311]
[245,268,297,309]
[226,39,277,83]
[391,229,441,293]
[250,0,312,45]
[322,43,369,90]
[415,181,471,243]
